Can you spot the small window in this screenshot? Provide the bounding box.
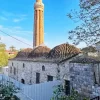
[47,75,53,82]
[14,67,16,75]
[23,63,25,68]
[12,62,13,66]
[42,65,45,71]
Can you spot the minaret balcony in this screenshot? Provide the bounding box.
[34,2,44,10]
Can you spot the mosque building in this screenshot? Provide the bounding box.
[8,0,100,98]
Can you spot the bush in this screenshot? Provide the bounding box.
[51,85,89,100]
[0,81,20,100]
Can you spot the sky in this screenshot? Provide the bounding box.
[0,0,86,50]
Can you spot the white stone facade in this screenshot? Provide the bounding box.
[8,60,70,84]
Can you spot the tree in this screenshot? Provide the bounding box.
[67,0,100,46]
[9,46,16,52]
[0,81,20,100]
[0,43,6,51]
[0,52,8,67]
[0,43,8,67]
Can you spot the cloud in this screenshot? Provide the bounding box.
[1,10,27,23]
[1,35,32,50]
[0,16,8,21]
[0,25,32,37]
[0,25,33,50]
[13,18,23,23]
[13,15,27,23]
[2,11,14,17]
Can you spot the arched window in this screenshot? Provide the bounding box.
[21,79,25,84]
[42,65,45,71]
[23,63,25,68]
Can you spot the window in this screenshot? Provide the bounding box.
[42,65,45,71]
[47,75,53,81]
[21,79,25,84]
[23,63,25,68]
[14,67,16,75]
[36,73,40,84]
[93,64,100,85]
[12,62,13,66]
[10,67,12,73]
[65,80,70,95]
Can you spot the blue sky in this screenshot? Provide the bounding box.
[0,0,86,49]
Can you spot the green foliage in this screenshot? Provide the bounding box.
[51,85,89,100]
[9,46,16,52]
[0,42,8,67]
[67,0,100,46]
[0,43,17,67]
[0,81,20,100]
[0,52,8,67]
[0,42,6,52]
[8,53,17,59]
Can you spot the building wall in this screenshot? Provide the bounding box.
[59,61,70,81]
[70,63,100,98]
[2,66,8,76]
[8,60,58,84]
[88,52,98,57]
[96,43,100,56]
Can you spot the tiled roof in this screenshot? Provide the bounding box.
[15,48,33,58]
[47,43,81,59]
[12,44,81,63]
[28,46,51,58]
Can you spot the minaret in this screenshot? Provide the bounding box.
[33,0,44,47]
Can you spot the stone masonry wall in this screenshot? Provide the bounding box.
[70,63,100,98]
[8,60,58,84]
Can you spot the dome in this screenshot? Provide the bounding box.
[48,43,81,59]
[16,48,33,58]
[28,46,51,58]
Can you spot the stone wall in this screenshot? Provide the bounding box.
[8,60,58,84]
[59,61,70,81]
[70,63,100,98]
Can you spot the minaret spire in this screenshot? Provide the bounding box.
[33,0,44,47]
